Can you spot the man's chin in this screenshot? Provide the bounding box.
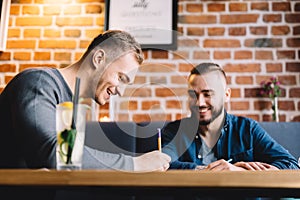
[198,119,211,126]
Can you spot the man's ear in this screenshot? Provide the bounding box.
[92,49,105,68]
[224,87,231,102]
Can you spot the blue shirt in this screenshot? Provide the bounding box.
[161,112,299,170]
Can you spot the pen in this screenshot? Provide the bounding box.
[157,128,162,152]
[227,158,233,163]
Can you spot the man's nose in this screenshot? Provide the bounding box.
[196,94,206,106]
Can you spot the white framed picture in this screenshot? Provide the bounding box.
[0,0,11,51]
[105,0,178,50]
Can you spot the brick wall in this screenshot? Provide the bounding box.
[0,0,299,122]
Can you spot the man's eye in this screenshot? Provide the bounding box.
[204,92,213,97]
[118,75,129,84]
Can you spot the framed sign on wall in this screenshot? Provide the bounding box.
[105,0,178,50]
[0,0,10,51]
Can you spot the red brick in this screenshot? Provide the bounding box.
[286,62,300,72]
[272,26,290,35]
[291,115,300,122]
[34,52,51,60]
[171,75,188,85]
[120,101,138,110]
[254,100,271,111]
[251,2,269,11]
[13,52,31,60]
[133,76,146,84]
[290,88,300,98]
[39,40,76,49]
[272,2,291,11]
[204,39,240,48]
[123,87,151,97]
[152,51,168,59]
[285,14,300,23]
[287,38,300,47]
[236,76,253,85]
[166,100,182,109]
[250,26,267,35]
[214,51,231,60]
[294,26,300,35]
[295,3,300,11]
[277,50,295,60]
[7,40,36,49]
[229,27,246,36]
[207,28,225,36]
[8,29,21,38]
[229,3,247,12]
[43,6,61,15]
[10,5,20,15]
[278,75,297,85]
[234,51,252,59]
[172,51,189,60]
[266,63,283,72]
[255,51,273,60]
[19,64,57,71]
[244,38,282,48]
[223,63,261,73]
[220,14,259,24]
[139,63,176,73]
[22,5,40,15]
[178,39,199,47]
[178,15,217,24]
[149,76,167,85]
[85,4,104,14]
[263,14,282,23]
[64,29,81,37]
[187,27,204,36]
[24,29,41,38]
[208,3,225,12]
[56,17,93,26]
[155,88,187,97]
[245,88,261,98]
[0,64,16,72]
[54,52,71,61]
[16,17,52,26]
[0,52,11,60]
[186,3,203,12]
[178,63,194,72]
[230,88,241,98]
[230,101,249,110]
[279,101,295,111]
[193,51,210,59]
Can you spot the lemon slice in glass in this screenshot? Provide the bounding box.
[59,102,73,128]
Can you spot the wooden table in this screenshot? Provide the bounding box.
[0,169,299,199]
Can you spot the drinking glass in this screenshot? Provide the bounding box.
[56,102,87,170]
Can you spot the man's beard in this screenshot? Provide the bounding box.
[190,105,223,125]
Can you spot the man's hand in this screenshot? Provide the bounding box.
[198,159,244,171]
[234,161,279,171]
[133,150,171,172]
[196,159,279,171]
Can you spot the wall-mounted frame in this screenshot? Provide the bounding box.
[105,0,178,50]
[0,0,11,52]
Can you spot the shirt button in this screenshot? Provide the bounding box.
[195,135,198,139]
[198,155,202,159]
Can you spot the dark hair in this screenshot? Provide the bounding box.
[83,30,143,64]
[189,63,226,80]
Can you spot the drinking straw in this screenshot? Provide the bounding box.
[66,77,80,164]
[71,77,80,129]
